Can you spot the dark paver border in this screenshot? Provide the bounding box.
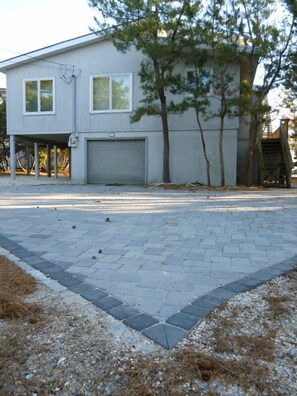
[0,234,296,350]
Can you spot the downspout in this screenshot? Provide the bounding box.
[72,74,78,140]
[67,70,80,148]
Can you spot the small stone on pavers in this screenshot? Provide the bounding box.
[124,313,159,331]
[166,312,199,330]
[142,324,187,349]
[93,296,122,310]
[108,304,140,320]
[181,304,212,318]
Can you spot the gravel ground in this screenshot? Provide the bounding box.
[0,253,296,395]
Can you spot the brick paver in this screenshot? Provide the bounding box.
[0,176,297,348]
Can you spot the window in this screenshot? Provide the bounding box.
[24,78,54,114]
[91,74,132,112]
[186,68,211,95]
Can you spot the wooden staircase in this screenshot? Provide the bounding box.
[259,119,293,188]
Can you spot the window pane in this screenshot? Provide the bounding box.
[186,71,198,91]
[187,69,211,93]
[40,80,53,111]
[25,81,38,112]
[93,77,109,110]
[200,69,211,92]
[112,76,130,110]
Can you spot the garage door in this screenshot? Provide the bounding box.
[87,140,145,184]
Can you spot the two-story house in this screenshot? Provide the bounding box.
[0,33,251,186]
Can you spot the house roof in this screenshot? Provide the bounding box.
[0,33,103,72]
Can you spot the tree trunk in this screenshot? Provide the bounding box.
[160,99,170,183]
[246,115,259,186]
[196,110,211,186]
[219,115,225,187]
[152,58,170,184]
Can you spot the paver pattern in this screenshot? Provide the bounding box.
[0,178,297,348]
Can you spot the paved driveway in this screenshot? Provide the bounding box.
[1,177,297,348]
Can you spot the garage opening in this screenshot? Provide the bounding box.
[87,139,145,185]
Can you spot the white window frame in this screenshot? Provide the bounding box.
[90,73,133,113]
[185,67,212,96]
[23,78,55,115]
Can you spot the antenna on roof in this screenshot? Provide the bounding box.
[59,64,81,84]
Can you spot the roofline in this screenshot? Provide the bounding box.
[0,32,103,72]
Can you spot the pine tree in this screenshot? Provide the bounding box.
[89,0,198,183]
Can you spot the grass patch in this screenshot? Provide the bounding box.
[119,349,270,395]
[0,255,37,296]
[0,256,42,378]
[0,256,40,320]
[120,352,231,395]
[0,292,40,319]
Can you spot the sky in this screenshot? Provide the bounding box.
[0,0,97,87]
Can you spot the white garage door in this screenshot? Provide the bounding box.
[87,140,145,184]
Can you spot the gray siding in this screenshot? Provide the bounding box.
[4,38,245,186]
[6,40,240,136]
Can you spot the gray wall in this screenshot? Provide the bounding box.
[6,39,242,186]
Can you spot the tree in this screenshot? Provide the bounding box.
[210,57,240,187]
[283,1,297,104]
[203,0,242,186]
[89,0,296,186]
[88,0,198,183]
[0,97,8,171]
[235,0,296,185]
[174,1,241,187]
[198,0,296,186]
[177,55,212,186]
